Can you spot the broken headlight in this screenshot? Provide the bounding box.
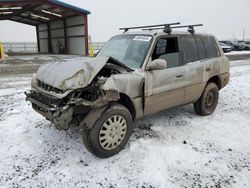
[70,86,100,102]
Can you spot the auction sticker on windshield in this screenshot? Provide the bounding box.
[133,36,152,42]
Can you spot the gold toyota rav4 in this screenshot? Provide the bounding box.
[26,23,230,158]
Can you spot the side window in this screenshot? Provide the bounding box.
[195,37,207,60]
[209,37,220,57]
[152,37,180,68]
[155,39,167,55]
[181,36,199,64]
[202,37,220,58]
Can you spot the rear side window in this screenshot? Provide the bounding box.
[202,37,220,58]
[195,37,207,60]
[181,36,199,64]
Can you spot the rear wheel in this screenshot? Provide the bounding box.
[82,104,133,158]
[194,82,219,116]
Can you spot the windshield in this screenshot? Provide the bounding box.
[97,35,153,69]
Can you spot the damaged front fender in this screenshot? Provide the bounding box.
[80,105,109,130]
[101,70,145,98]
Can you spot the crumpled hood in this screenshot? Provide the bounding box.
[36,56,110,90]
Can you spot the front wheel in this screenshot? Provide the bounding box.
[82,104,133,158]
[194,82,219,116]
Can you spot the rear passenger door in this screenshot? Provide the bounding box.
[180,36,205,103]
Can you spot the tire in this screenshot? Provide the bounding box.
[193,82,219,116]
[82,104,133,158]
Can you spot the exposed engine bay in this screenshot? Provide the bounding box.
[25,58,133,130]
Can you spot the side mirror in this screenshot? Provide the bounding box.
[146,59,167,71]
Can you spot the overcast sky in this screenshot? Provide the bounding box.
[0,0,250,42]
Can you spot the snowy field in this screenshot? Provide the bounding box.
[0,56,250,188]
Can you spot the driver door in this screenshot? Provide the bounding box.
[144,37,186,116]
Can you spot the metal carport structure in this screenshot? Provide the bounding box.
[0,0,91,55]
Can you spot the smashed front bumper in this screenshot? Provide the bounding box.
[25,90,74,130]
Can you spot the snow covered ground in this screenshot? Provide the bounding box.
[0,58,250,188]
[227,51,250,56]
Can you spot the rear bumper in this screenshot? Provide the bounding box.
[219,72,230,89]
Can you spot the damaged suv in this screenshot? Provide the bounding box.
[26,23,230,158]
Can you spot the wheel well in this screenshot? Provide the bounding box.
[208,76,221,90]
[118,93,136,120]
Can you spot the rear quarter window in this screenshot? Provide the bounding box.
[202,37,220,58]
[195,37,207,60]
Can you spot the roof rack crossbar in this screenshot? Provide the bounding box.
[143,24,203,34]
[172,24,203,34]
[119,22,180,32]
[171,24,203,29]
[142,27,165,31]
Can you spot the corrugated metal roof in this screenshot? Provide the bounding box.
[0,0,91,25]
[0,0,91,15]
[47,0,91,15]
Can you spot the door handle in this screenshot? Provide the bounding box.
[176,75,183,78]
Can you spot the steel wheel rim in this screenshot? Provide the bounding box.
[99,115,127,151]
[205,90,214,108]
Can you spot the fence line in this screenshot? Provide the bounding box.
[0,42,105,54]
[0,42,38,53]
[91,42,105,53]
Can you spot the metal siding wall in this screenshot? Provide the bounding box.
[37,16,86,55]
[68,38,85,55]
[39,31,48,38]
[51,29,64,38]
[67,26,85,37]
[66,16,86,55]
[66,16,84,26]
[39,39,49,53]
[38,24,47,31]
[38,24,49,53]
[50,20,63,29]
[49,21,65,54]
[51,38,64,54]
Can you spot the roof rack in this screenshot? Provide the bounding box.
[119,22,180,33]
[142,24,203,34]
